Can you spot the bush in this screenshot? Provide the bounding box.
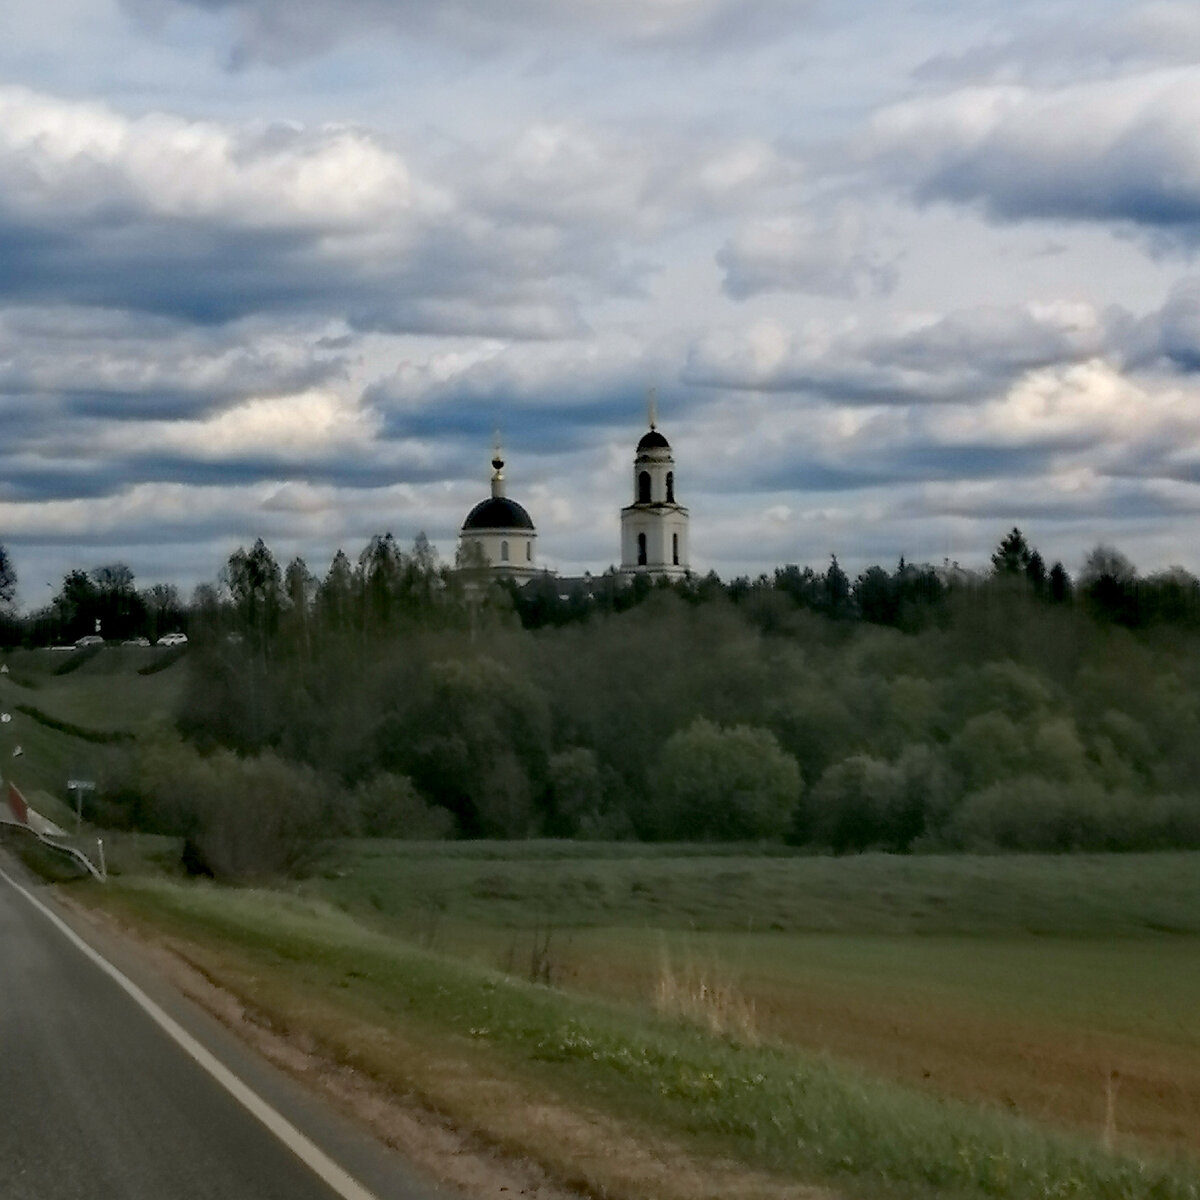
[945,776,1200,852]
[351,773,455,839]
[546,747,605,836]
[127,737,330,879]
[803,755,903,852]
[653,718,800,840]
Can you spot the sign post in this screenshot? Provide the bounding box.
[67,780,97,833]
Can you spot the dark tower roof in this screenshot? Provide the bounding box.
[636,428,671,452]
[461,496,535,531]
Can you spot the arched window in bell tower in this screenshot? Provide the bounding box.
[637,532,647,566]
[638,471,651,504]
[500,540,509,562]
[673,532,679,565]
[666,471,674,503]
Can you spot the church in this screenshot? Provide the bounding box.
[458,415,690,582]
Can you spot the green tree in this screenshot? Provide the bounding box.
[393,656,551,837]
[948,710,1028,791]
[991,527,1032,575]
[854,565,896,625]
[0,543,17,610]
[654,718,800,840]
[804,755,904,852]
[359,533,404,634]
[1048,560,1072,604]
[142,583,184,641]
[226,539,283,650]
[282,557,316,657]
[823,555,851,616]
[317,550,358,634]
[53,569,100,639]
[1080,544,1137,624]
[351,773,454,838]
[547,747,605,835]
[1025,549,1047,595]
[91,562,145,640]
[402,532,441,614]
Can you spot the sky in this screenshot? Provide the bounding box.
[4,0,1200,606]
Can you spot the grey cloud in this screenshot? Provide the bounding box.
[717,211,898,300]
[684,302,1118,403]
[917,483,1200,524]
[0,307,347,423]
[0,447,431,504]
[1155,279,1200,370]
[695,428,1080,499]
[0,89,636,339]
[914,3,1200,87]
[867,70,1200,246]
[123,0,802,63]
[0,212,586,339]
[370,356,685,454]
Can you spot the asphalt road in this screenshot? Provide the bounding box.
[0,854,451,1200]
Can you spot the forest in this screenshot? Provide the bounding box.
[3,529,1200,877]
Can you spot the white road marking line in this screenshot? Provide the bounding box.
[0,866,380,1200]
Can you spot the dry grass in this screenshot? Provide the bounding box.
[653,946,759,1046]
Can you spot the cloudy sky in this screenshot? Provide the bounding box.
[4,0,1200,604]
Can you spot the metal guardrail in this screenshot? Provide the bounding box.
[1,781,107,882]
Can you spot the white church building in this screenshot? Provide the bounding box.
[458,416,690,582]
[458,446,541,581]
[619,420,689,580]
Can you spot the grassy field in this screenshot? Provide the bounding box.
[295,844,1200,1163]
[0,645,185,802]
[90,870,1200,1200]
[8,652,1200,1197]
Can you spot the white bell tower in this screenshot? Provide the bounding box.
[620,392,689,579]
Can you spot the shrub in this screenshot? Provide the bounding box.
[804,754,904,852]
[124,737,330,879]
[653,718,800,840]
[945,777,1200,852]
[351,773,455,839]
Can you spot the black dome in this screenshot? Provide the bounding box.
[637,428,670,452]
[462,496,535,531]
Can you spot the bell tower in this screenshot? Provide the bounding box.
[620,392,689,579]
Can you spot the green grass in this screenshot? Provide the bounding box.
[96,876,1200,1200]
[295,842,1200,1163]
[0,647,185,799]
[314,840,1200,937]
[3,648,186,733]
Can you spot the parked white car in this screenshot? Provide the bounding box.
[75,634,104,648]
[157,632,189,647]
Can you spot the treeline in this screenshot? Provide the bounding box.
[0,560,186,647]
[71,527,1200,876]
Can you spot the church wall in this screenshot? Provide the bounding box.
[620,505,689,578]
[462,529,537,573]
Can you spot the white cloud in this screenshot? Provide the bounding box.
[0,85,440,229]
[121,388,379,459]
[717,208,898,299]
